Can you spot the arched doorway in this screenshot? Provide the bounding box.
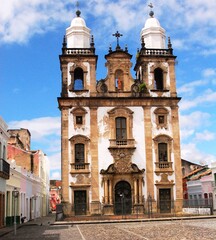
[114,181,132,215]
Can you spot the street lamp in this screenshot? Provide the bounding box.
[12,188,19,236]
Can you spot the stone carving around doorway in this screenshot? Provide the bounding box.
[100,160,144,175]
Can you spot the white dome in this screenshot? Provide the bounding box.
[144,17,161,29]
[71,17,86,27]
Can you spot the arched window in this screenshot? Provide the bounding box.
[116,117,127,142]
[154,68,163,90]
[74,67,84,90]
[158,143,168,162]
[75,143,84,164]
[115,70,123,91]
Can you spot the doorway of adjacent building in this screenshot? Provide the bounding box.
[114,181,132,215]
[74,190,87,215]
[159,188,171,213]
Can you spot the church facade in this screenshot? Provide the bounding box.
[58,8,183,216]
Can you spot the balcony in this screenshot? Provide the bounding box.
[155,161,173,174]
[0,158,10,179]
[109,139,135,148]
[70,163,90,174]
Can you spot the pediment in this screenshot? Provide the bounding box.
[100,161,145,175]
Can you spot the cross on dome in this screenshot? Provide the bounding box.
[148,3,154,17]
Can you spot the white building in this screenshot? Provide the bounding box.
[0,116,10,227]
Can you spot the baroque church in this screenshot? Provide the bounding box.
[58,7,183,217]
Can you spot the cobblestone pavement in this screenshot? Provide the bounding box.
[2,218,216,240]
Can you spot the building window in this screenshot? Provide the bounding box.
[158,115,165,124]
[158,143,168,162]
[76,116,83,124]
[154,108,169,129]
[75,144,84,164]
[71,107,87,128]
[74,67,84,90]
[153,134,172,169]
[116,117,127,141]
[154,68,164,90]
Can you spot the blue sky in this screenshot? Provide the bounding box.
[1,0,216,180]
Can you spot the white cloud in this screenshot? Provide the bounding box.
[0,0,72,44]
[195,130,215,141]
[8,116,61,140]
[180,111,211,140]
[178,79,206,95]
[202,68,216,78]
[50,171,61,180]
[180,88,216,111]
[49,152,61,171]
[181,143,216,165]
[1,0,216,50]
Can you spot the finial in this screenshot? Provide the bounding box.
[90,35,95,48]
[168,37,172,49]
[76,1,81,17]
[141,36,145,49]
[125,44,128,53]
[109,44,112,53]
[148,3,154,17]
[112,31,123,50]
[62,35,67,54]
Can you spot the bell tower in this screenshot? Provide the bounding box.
[134,6,182,212]
[58,9,98,214]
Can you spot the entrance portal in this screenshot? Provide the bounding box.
[114,181,132,215]
[159,188,171,213]
[74,190,87,215]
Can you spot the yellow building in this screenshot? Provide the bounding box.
[58,8,182,217]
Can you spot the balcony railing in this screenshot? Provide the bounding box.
[140,48,173,56]
[0,158,10,179]
[62,48,95,55]
[70,163,90,172]
[155,161,173,172]
[109,139,135,147]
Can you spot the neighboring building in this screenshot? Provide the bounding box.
[0,117,10,228]
[50,180,62,211]
[181,159,203,200]
[58,8,182,216]
[210,162,216,210]
[6,129,50,225]
[181,159,202,177]
[183,166,213,207]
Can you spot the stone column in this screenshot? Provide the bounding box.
[171,106,183,212]
[109,179,113,204]
[144,106,154,199]
[139,178,143,203]
[104,178,108,204]
[61,107,69,202]
[90,107,99,201]
[134,178,138,204]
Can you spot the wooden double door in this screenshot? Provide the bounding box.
[159,188,171,213]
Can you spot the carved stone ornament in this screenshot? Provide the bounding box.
[76,174,90,185]
[96,79,108,93]
[155,173,174,185]
[100,161,145,175]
